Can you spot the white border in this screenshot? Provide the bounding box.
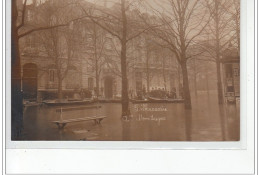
[1,0,5,174]
[4,0,256,173]
[6,0,248,150]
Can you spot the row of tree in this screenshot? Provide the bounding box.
[11,0,239,139]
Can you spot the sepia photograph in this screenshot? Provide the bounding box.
[11,0,240,141]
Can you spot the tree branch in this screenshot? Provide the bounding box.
[18,23,68,39]
[17,0,28,30]
[126,26,153,42]
[79,4,122,41]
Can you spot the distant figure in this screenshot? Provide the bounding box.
[142,86,146,96]
[80,89,85,100]
[173,87,177,99]
[101,87,104,98]
[73,92,81,100]
[166,91,170,98]
[130,89,133,99]
[179,87,183,99]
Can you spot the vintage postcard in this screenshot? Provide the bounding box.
[11,0,240,141]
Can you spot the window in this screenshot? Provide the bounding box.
[233,68,240,77]
[49,69,55,82]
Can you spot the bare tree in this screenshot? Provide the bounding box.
[79,0,153,117]
[36,0,84,99]
[141,0,209,109]
[187,56,210,98]
[203,0,235,104]
[160,48,174,92]
[40,28,75,99]
[188,58,199,98]
[11,0,84,139]
[83,23,109,98]
[162,54,167,91]
[143,37,156,93]
[204,62,210,97]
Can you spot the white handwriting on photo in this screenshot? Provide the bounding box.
[135,114,166,125]
[134,104,168,112]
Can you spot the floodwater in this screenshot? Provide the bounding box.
[22,91,240,141]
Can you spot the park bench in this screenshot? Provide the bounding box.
[51,105,106,129]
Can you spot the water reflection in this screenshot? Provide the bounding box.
[22,92,240,141]
[122,120,131,141]
[184,109,192,141]
[218,105,227,141]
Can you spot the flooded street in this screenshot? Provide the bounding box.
[23,91,239,141]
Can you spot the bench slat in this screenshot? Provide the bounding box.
[56,105,102,112]
[52,116,107,124]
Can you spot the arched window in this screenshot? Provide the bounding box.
[48,64,56,83]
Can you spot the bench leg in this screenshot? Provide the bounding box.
[56,123,66,129]
[55,123,59,128]
[97,119,104,125]
[94,119,99,125]
[61,123,67,129]
[94,119,103,125]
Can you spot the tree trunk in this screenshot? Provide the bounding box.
[121,0,130,117]
[216,61,224,104]
[215,0,224,104]
[147,75,150,93]
[193,74,197,98]
[146,62,150,93]
[145,46,150,93]
[193,59,197,98]
[205,65,210,97]
[121,44,130,117]
[177,64,181,98]
[181,61,192,109]
[94,23,99,98]
[11,0,23,140]
[96,74,100,98]
[163,58,167,91]
[58,77,63,100]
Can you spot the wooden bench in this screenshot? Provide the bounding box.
[52,116,107,129]
[55,105,101,112]
[51,105,106,129]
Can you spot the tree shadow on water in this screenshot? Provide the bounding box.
[121,119,132,141]
[218,105,227,141]
[184,109,192,141]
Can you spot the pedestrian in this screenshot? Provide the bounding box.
[173,87,177,99]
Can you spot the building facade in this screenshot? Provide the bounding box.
[220,46,240,103]
[19,0,179,101]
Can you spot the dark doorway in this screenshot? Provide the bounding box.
[22,63,37,100]
[104,77,113,99]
